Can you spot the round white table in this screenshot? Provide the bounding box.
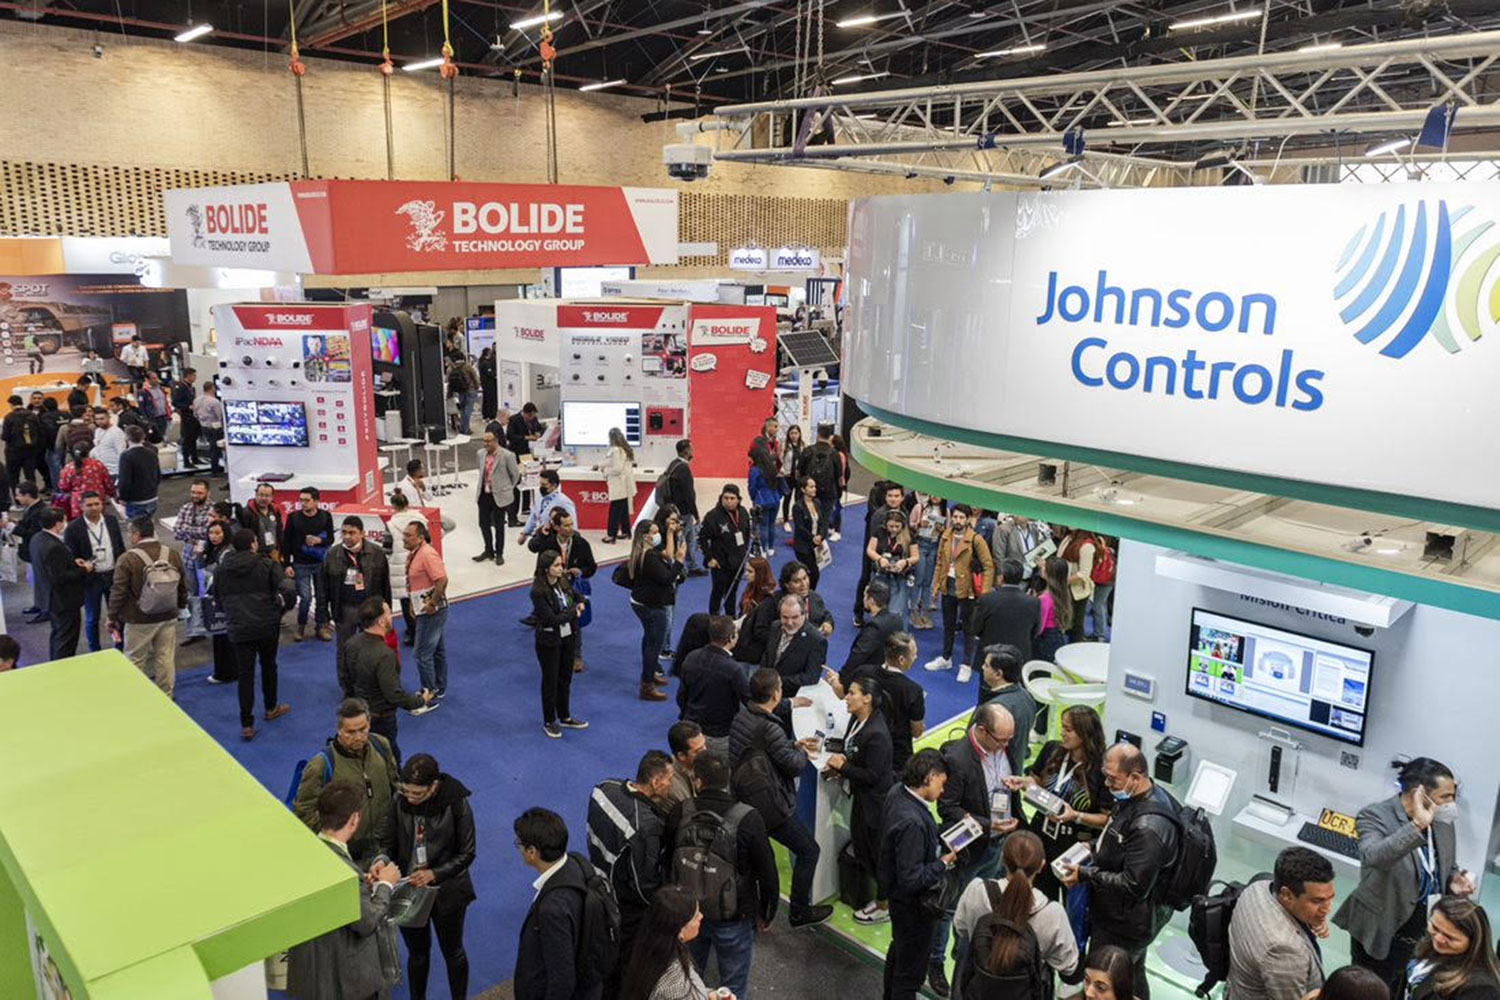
[1054,641,1111,684]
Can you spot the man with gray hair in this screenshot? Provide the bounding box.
[760,592,827,693]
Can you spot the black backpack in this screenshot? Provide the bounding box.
[1187,875,1270,998]
[964,881,1049,1000]
[653,459,681,508]
[542,853,621,989]
[802,445,835,495]
[669,801,752,921]
[731,747,795,829]
[1136,790,1218,912]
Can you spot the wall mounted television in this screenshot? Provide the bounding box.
[1185,607,1374,746]
[225,400,310,447]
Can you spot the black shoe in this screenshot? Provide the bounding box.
[558,717,589,730]
[520,615,538,627]
[543,723,562,739]
[927,962,951,999]
[182,636,205,646]
[789,904,834,928]
[24,615,47,625]
[472,551,495,562]
[402,635,415,647]
[21,607,39,616]
[494,555,505,566]
[687,568,708,578]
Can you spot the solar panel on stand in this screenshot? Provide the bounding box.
[779,330,841,368]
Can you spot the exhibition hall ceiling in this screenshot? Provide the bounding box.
[5,0,1500,115]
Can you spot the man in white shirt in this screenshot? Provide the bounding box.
[397,459,430,508]
[90,406,126,479]
[63,490,126,652]
[119,337,149,388]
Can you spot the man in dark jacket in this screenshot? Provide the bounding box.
[662,439,702,575]
[36,507,86,660]
[1061,742,1180,1000]
[512,807,603,1000]
[968,557,1041,671]
[284,486,334,641]
[930,702,1022,996]
[237,482,284,564]
[738,560,835,664]
[2,394,43,488]
[841,580,902,676]
[214,528,291,739]
[677,615,750,754]
[286,782,401,1000]
[976,644,1037,766]
[171,368,200,467]
[854,482,905,626]
[698,484,750,615]
[728,668,832,928]
[505,402,542,523]
[349,597,432,758]
[667,752,780,1000]
[116,426,161,519]
[760,593,828,694]
[881,749,958,1000]
[12,483,48,621]
[795,422,841,533]
[63,491,125,652]
[320,516,392,698]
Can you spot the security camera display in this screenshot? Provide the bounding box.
[1186,607,1374,745]
[642,333,687,378]
[560,400,642,447]
[225,400,311,447]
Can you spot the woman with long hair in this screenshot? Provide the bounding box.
[780,424,805,530]
[700,484,750,616]
[389,753,477,1000]
[1058,527,1099,644]
[618,885,727,1000]
[627,517,681,701]
[829,433,852,536]
[200,519,237,684]
[1320,967,1392,1000]
[1406,898,1500,1000]
[385,488,425,646]
[1012,704,1111,901]
[1084,945,1136,1000]
[952,829,1082,998]
[739,556,777,619]
[597,427,636,543]
[530,550,587,738]
[867,507,916,629]
[908,492,946,629]
[55,444,113,519]
[825,675,894,925]
[1037,556,1074,662]
[791,475,826,589]
[478,345,497,421]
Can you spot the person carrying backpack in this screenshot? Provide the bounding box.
[106,515,187,697]
[665,752,778,1000]
[953,831,1082,1000]
[795,423,841,539]
[513,807,620,1000]
[290,698,398,867]
[1088,536,1117,641]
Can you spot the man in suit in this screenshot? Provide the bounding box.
[739,560,835,664]
[286,782,401,1000]
[63,490,125,652]
[11,483,49,622]
[761,593,828,693]
[880,749,959,1000]
[968,557,1041,675]
[840,579,902,677]
[37,507,87,660]
[677,615,750,755]
[512,807,602,1000]
[1228,847,1335,1000]
[474,430,520,564]
[928,702,1022,996]
[991,516,1049,580]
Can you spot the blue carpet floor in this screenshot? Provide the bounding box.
[175,507,982,999]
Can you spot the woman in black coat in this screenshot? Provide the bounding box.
[386,753,478,1000]
[1012,703,1112,901]
[531,550,587,739]
[200,520,236,684]
[791,475,826,589]
[623,515,682,701]
[824,674,894,923]
[478,347,497,421]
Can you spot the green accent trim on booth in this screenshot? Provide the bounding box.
[853,430,1500,622]
[0,653,357,999]
[858,403,1500,536]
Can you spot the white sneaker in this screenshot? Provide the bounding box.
[782,521,792,533]
[853,902,891,925]
[829,530,842,542]
[924,656,952,672]
[411,703,440,716]
[956,664,973,684]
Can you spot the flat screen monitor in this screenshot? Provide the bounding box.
[371,326,401,365]
[224,400,310,447]
[1185,607,1374,746]
[560,400,642,448]
[555,266,635,299]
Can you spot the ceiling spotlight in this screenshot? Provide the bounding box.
[174,23,214,42]
[579,78,625,91]
[1169,7,1261,31]
[1298,41,1343,53]
[1364,136,1413,158]
[403,56,445,72]
[837,12,906,27]
[831,71,891,85]
[976,43,1045,58]
[509,9,563,30]
[697,27,712,35]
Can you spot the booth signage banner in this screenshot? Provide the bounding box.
[844,184,1500,511]
[689,315,760,345]
[166,181,680,273]
[728,246,822,272]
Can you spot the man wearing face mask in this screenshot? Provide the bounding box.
[1333,756,1473,995]
[1060,742,1179,1000]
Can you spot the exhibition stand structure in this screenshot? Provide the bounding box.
[0,653,353,1000]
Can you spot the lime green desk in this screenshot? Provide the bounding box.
[0,652,356,999]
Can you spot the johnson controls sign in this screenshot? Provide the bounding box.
[729,246,822,272]
[843,185,1500,513]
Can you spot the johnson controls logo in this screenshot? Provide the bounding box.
[1334,199,1496,359]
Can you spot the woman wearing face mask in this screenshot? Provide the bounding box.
[385,753,477,1000]
[1084,945,1137,1000]
[822,676,893,926]
[1334,758,1475,996]
[623,518,681,702]
[1404,896,1500,1000]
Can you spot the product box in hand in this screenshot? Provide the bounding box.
[941,814,985,853]
[1023,783,1069,818]
[1052,841,1092,879]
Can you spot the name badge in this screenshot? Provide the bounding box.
[559,622,572,638]
[733,531,744,546]
[264,530,276,547]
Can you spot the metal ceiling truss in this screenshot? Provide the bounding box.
[708,30,1500,187]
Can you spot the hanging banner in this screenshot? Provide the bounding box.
[166,181,680,273]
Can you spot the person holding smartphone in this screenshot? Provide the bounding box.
[1333,757,1475,997]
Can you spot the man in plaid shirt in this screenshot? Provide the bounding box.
[173,478,214,642]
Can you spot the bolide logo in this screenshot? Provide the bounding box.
[1334,199,1498,358]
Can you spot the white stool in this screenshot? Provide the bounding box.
[379,441,413,489]
[1023,660,1061,743]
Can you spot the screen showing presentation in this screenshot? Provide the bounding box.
[561,401,642,447]
[225,400,311,447]
[1185,608,1374,745]
[371,327,401,365]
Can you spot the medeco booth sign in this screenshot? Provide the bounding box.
[843,184,1500,513]
[164,180,679,273]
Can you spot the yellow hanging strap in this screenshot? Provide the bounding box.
[379,0,394,179]
[539,0,559,183]
[287,0,309,176]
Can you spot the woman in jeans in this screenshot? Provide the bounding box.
[867,508,916,628]
[628,517,681,702]
[908,493,946,630]
[779,424,805,530]
[386,753,477,1000]
[1036,556,1074,662]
